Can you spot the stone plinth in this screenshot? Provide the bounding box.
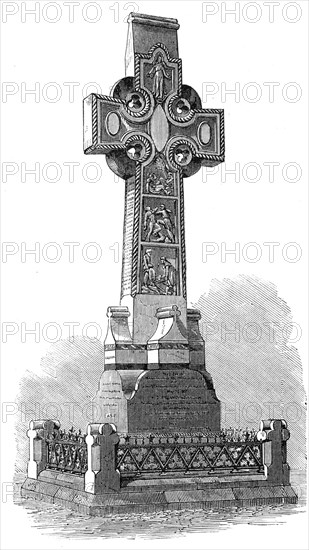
[93,370,143,432]
[93,368,220,433]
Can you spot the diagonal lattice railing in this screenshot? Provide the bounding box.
[116,431,263,477]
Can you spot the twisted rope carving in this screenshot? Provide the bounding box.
[92,95,98,146]
[178,172,187,299]
[147,42,179,63]
[177,58,182,95]
[195,153,225,162]
[85,143,125,154]
[134,53,141,90]
[94,94,123,104]
[131,163,142,296]
[219,110,225,156]
[194,108,222,114]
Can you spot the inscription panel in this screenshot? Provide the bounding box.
[127,370,220,432]
[93,371,128,432]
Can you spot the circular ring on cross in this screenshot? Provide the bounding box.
[124,89,153,121]
[111,77,154,123]
[167,138,195,169]
[174,143,193,166]
[166,95,195,124]
[125,91,146,113]
[165,136,202,177]
[123,134,153,164]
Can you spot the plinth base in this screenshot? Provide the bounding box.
[21,471,297,516]
[94,368,220,433]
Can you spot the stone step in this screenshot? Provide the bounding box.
[21,477,298,516]
[121,473,269,492]
[39,468,268,494]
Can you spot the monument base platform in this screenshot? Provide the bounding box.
[21,471,297,516]
[94,368,220,433]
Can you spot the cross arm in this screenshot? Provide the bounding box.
[83,94,128,155]
[168,105,225,167]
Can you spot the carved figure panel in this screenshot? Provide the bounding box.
[140,246,179,296]
[147,54,171,101]
[142,197,178,244]
[137,44,181,104]
[144,154,177,196]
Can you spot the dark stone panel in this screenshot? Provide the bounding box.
[127,369,220,432]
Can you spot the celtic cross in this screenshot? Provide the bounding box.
[84,13,224,347]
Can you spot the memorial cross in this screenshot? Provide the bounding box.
[84,13,224,346]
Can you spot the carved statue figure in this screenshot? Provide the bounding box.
[147,54,171,101]
[155,204,175,242]
[142,249,158,292]
[143,206,162,241]
[143,205,175,243]
[158,256,177,295]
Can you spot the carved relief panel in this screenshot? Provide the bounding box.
[144,154,177,196]
[140,246,179,296]
[142,197,178,245]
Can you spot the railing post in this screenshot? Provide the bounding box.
[85,423,120,494]
[27,419,60,479]
[257,419,291,485]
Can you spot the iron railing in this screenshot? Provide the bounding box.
[46,428,87,475]
[116,430,263,477]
